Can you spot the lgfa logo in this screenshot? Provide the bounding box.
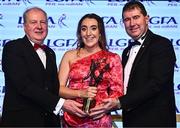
[58,14,68,28]
[46,38,129,48]
[17,14,69,28]
[149,16,177,25]
[0,0,32,6]
[102,16,122,28]
[149,16,178,29]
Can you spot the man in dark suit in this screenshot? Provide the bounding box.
[89,1,176,127]
[1,7,87,127]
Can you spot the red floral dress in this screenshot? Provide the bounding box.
[63,50,123,128]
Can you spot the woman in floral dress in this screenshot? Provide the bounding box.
[58,13,124,128]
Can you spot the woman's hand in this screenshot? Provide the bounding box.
[78,87,97,98]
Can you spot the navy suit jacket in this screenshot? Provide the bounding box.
[120,30,176,127]
[2,35,60,126]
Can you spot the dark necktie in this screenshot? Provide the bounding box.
[129,40,141,47]
[34,43,46,50]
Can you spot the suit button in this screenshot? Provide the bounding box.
[45,113,48,116]
[45,87,48,90]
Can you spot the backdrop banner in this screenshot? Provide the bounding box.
[0,0,180,120]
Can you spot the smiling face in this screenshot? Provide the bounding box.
[123,7,149,40]
[80,18,101,49]
[23,8,48,44]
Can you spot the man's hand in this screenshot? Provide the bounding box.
[89,98,120,120]
[62,99,87,117]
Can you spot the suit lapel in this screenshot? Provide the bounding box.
[122,46,131,68]
[44,48,55,73]
[130,30,153,74]
[22,36,46,72]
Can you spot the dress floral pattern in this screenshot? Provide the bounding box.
[63,50,123,128]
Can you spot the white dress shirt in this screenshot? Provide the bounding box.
[36,47,46,68]
[30,41,65,115]
[124,36,146,94]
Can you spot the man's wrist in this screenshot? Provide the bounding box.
[116,99,121,109]
[53,98,65,115]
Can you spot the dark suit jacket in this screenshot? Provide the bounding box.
[1,36,60,127]
[120,30,176,127]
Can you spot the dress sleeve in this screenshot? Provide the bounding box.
[108,54,124,98]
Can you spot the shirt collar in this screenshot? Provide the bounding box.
[136,32,147,45]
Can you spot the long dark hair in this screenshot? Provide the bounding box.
[76,13,108,51]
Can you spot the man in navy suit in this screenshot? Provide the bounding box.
[90,1,176,127]
[1,7,86,126]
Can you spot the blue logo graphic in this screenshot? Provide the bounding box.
[107,0,155,6]
[45,38,130,52]
[46,0,95,6]
[149,16,177,25]
[0,14,4,27]
[22,0,32,6]
[83,0,95,6]
[58,14,68,28]
[0,0,32,6]
[149,16,178,29]
[102,16,122,28]
[46,38,77,48]
[168,0,180,2]
[168,0,180,6]
[142,0,155,5]
[45,38,130,48]
[17,15,69,28]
